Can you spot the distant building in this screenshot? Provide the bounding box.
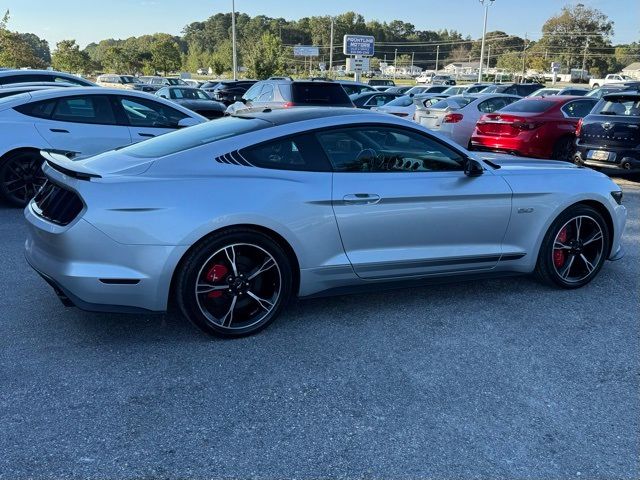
[622,62,640,80]
[443,61,481,76]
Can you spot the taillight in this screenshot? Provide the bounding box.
[282,101,295,108]
[443,113,463,123]
[512,120,541,130]
[576,118,583,136]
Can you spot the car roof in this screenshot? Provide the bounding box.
[603,92,640,100]
[520,94,590,103]
[0,69,80,77]
[234,107,371,126]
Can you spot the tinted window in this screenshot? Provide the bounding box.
[119,96,188,128]
[122,117,269,158]
[14,99,57,119]
[561,100,596,118]
[290,83,351,106]
[241,134,330,171]
[243,83,263,101]
[595,97,640,116]
[365,94,394,107]
[316,126,464,172]
[51,95,116,124]
[429,96,475,110]
[0,74,51,85]
[256,84,274,102]
[516,84,541,96]
[477,96,518,113]
[500,99,556,113]
[53,75,91,86]
[385,95,413,107]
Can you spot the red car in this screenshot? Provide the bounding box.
[470,96,597,161]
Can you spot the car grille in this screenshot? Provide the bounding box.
[32,181,83,226]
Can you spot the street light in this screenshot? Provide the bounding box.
[231,0,237,80]
[477,0,495,83]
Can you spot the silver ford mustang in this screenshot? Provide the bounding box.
[24,108,627,337]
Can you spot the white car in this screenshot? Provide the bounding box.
[0,88,206,206]
[0,69,95,88]
[414,93,520,147]
[371,93,447,119]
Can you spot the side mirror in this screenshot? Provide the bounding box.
[160,94,167,99]
[464,158,484,177]
[177,117,201,128]
[236,96,247,103]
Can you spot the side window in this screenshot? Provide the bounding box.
[51,95,116,125]
[477,97,517,113]
[366,95,389,107]
[243,83,263,102]
[53,75,85,86]
[240,134,330,172]
[172,89,184,99]
[119,96,188,128]
[562,100,596,118]
[256,84,274,102]
[316,126,465,172]
[14,99,57,119]
[157,88,169,98]
[503,86,518,95]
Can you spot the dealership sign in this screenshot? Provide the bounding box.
[293,46,319,57]
[343,35,375,56]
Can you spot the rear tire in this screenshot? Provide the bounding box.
[0,150,46,207]
[176,229,293,338]
[552,136,576,162]
[535,205,610,289]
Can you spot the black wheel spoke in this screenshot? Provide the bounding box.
[552,215,604,283]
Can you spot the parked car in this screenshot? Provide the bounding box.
[200,81,223,94]
[414,94,521,147]
[585,84,637,99]
[482,82,544,96]
[226,80,353,115]
[0,88,206,206]
[405,85,449,95]
[334,80,377,96]
[528,88,561,97]
[431,75,456,86]
[464,83,493,94]
[156,86,226,119]
[589,74,633,89]
[183,79,203,88]
[371,92,448,118]
[368,79,395,87]
[574,92,640,172]
[470,95,598,161]
[0,82,77,99]
[557,87,590,96]
[415,72,436,84]
[380,86,413,95]
[210,80,258,106]
[0,69,95,87]
[350,91,403,109]
[141,76,188,89]
[23,108,626,337]
[441,85,469,95]
[96,74,157,93]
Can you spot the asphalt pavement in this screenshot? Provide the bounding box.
[0,177,638,479]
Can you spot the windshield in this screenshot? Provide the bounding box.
[429,96,475,110]
[500,99,556,113]
[121,116,271,158]
[385,95,413,107]
[405,86,426,95]
[167,78,187,86]
[121,76,139,84]
[595,97,640,116]
[174,88,211,100]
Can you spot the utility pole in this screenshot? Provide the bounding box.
[329,18,334,76]
[394,48,398,80]
[477,0,495,83]
[411,51,415,73]
[435,45,440,71]
[486,44,491,73]
[231,0,237,80]
[521,33,528,82]
[581,36,590,81]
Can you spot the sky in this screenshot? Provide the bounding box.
[4,0,639,48]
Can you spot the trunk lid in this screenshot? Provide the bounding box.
[579,114,640,148]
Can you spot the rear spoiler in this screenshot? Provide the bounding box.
[39,149,102,180]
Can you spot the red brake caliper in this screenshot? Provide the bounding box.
[205,264,228,298]
[553,227,568,268]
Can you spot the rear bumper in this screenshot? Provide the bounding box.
[24,202,188,313]
[575,144,640,171]
[470,133,552,159]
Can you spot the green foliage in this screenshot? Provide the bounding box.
[51,39,92,73]
[243,33,285,79]
[0,10,49,68]
[150,35,182,75]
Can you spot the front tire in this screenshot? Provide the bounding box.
[0,150,47,207]
[176,229,293,337]
[535,205,610,289]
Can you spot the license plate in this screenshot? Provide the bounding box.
[587,150,613,161]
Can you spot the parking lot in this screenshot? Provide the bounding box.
[0,176,637,479]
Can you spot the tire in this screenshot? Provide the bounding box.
[552,136,576,162]
[591,83,599,89]
[535,205,610,289]
[0,150,47,207]
[176,229,293,338]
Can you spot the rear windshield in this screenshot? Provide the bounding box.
[429,96,475,110]
[500,99,556,113]
[290,83,352,106]
[121,116,271,158]
[595,97,640,116]
[385,95,413,107]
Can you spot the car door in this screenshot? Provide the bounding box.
[116,95,190,141]
[318,125,513,279]
[32,94,132,156]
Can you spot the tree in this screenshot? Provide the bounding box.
[0,10,48,68]
[51,39,92,74]
[210,40,234,75]
[150,36,182,75]
[243,33,285,79]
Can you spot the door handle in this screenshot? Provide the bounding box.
[49,128,69,133]
[138,133,155,138]
[343,193,381,205]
